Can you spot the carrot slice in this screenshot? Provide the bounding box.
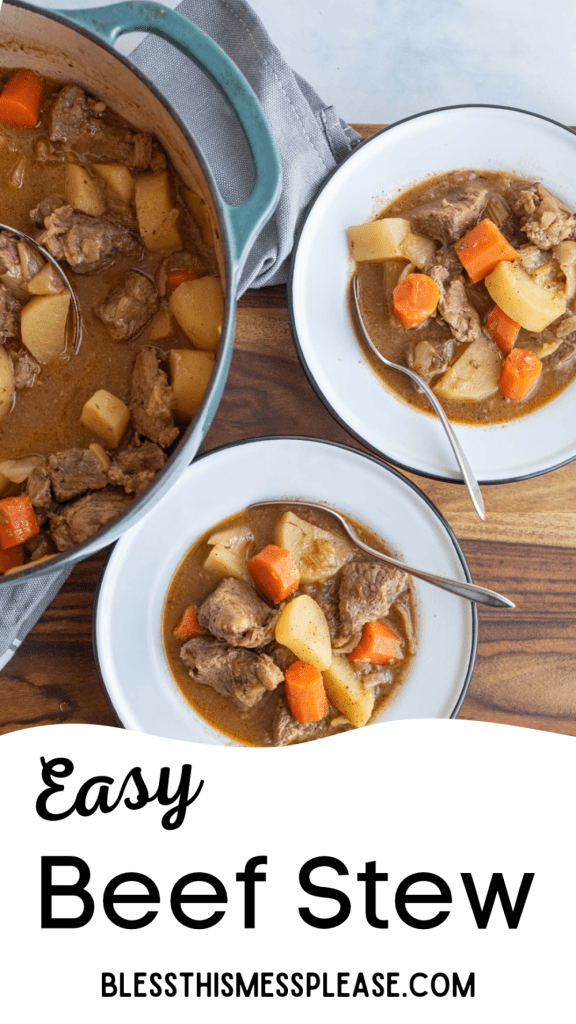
[284,660,329,723]
[499,348,542,402]
[173,605,201,641]
[486,304,519,355]
[0,69,43,128]
[0,496,40,549]
[0,544,24,574]
[248,544,300,603]
[392,272,440,328]
[455,219,518,283]
[347,621,403,665]
[166,270,197,291]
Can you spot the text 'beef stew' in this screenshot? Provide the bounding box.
[164,504,417,746]
[0,68,222,574]
[349,170,576,423]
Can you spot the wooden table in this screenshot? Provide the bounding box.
[2,126,576,738]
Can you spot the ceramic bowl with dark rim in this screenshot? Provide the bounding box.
[289,104,576,485]
[94,437,477,743]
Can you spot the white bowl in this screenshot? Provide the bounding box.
[289,105,576,483]
[94,437,477,744]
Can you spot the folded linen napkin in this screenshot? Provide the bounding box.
[0,0,359,667]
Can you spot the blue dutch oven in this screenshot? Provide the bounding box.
[0,0,281,582]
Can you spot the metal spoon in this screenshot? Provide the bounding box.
[351,273,485,521]
[0,223,82,355]
[248,498,514,608]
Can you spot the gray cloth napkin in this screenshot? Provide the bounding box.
[0,0,359,667]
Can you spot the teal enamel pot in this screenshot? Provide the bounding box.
[0,0,281,583]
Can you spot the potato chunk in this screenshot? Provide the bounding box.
[26,262,64,295]
[485,259,566,331]
[434,333,502,402]
[21,292,70,363]
[348,218,410,261]
[80,389,130,448]
[135,171,182,252]
[274,510,351,583]
[93,163,135,204]
[204,525,253,583]
[169,276,224,352]
[323,656,375,728]
[0,346,15,422]
[146,307,176,342]
[168,349,215,422]
[65,163,105,217]
[275,594,332,671]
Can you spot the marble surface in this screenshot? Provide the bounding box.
[26,0,576,127]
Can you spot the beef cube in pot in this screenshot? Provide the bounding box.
[27,462,57,516]
[107,441,166,495]
[410,185,489,245]
[47,447,109,502]
[47,85,152,169]
[49,489,131,551]
[10,348,39,389]
[426,248,482,345]
[36,205,141,274]
[271,696,326,746]
[0,281,22,341]
[30,195,65,227]
[407,337,453,383]
[129,347,179,448]
[198,578,279,648]
[95,271,159,341]
[338,560,408,646]
[180,636,283,708]
[513,183,576,249]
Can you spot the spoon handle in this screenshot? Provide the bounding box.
[352,275,485,521]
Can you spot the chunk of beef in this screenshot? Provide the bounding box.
[302,577,341,643]
[0,233,43,299]
[426,248,482,345]
[47,447,109,502]
[271,696,326,746]
[30,194,65,227]
[0,280,22,340]
[198,578,279,648]
[24,531,57,562]
[95,271,159,341]
[10,348,39,389]
[513,183,576,249]
[107,441,165,495]
[338,560,408,644]
[549,336,576,370]
[129,347,178,447]
[407,337,453,383]
[356,664,394,689]
[394,593,417,655]
[180,636,283,708]
[36,205,141,274]
[27,462,57,516]
[410,185,489,245]
[47,85,152,168]
[265,642,297,673]
[49,490,131,550]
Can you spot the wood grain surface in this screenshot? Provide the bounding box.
[1,125,575,739]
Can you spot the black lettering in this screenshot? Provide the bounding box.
[353,973,369,997]
[103,872,159,929]
[108,768,149,813]
[102,973,116,997]
[236,972,258,997]
[306,974,320,996]
[291,973,304,997]
[453,972,475,997]
[461,872,534,929]
[153,765,204,830]
[170,872,227,929]
[337,973,350,997]
[431,973,449,997]
[372,973,385,997]
[222,973,234,997]
[388,972,399,997]
[323,973,335,997]
[410,973,428,997]
[236,856,267,928]
[298,857,351,929]
[150,973,163,997]
[395,872,452,929]
[134,973,146,997]
[261,972,273,997]
[119,973,131,998]
[36,758,75,821]
[276,973,289,997]
[180,973,193,998]
[197,973,211,996]
[41,856,94,928]
[165,973,177,997]
[357,861,388,928]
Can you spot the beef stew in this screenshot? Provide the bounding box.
[350,170,576,424]
[164,503,417,746]
[0,68,222,572]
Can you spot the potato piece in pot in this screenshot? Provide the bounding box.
[80,389,130,448]
[274,510,351,583]
[434,333,502,402]
[275,593,332,671]
[169,276,224,352]
[26,262,64,295]
[21,292,70,363]
[485,259,566,331]
[135,171,182,252]
[146,307,176,342]
[93,163,135,204]
[65,163,105,217]
[323,656,375,728]
[0,346,15,422]
[204,525,253,583]
[169,348,214,423]
[348,218,410,261]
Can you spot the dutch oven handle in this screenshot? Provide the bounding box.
[53,1,282,285]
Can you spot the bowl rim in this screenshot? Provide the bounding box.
[92,434,479,735]
[288,102,576,487]
[0,0,239,584]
